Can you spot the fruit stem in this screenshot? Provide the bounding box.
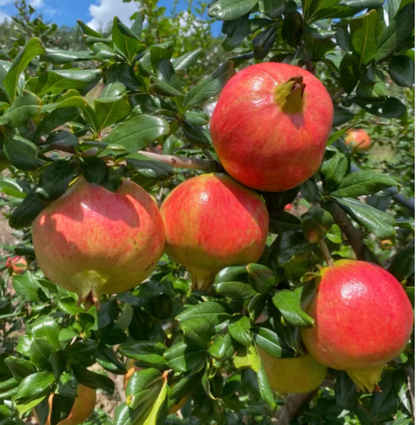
[318,239,334,267]
[274,76,305,114]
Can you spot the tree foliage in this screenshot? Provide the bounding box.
[0,0,413,424]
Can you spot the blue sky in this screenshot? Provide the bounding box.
[0,0,212,31]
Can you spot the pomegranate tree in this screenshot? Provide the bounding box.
[301,260,413,392]
[160,173,269,290]
[32,178,165,302]
[210,63,333,192]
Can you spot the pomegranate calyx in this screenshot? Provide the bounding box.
[274,75,305,114]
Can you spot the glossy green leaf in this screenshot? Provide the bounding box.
[208,0,259,21]
[15,372,54,402]
[80,157,109,185]
[0,91,41,126]
[332,171,398,197]
[67,340,97,367]
[246,263,275,294]
[326,224,342,244]
[184,61,235,107]
[119,341,167,368]
[334,197,396,239]
[339,53,359,94]
[3,38,45,100]
[31,316,60,351]
[94,95,131,131]
[104,115,170,153]
[38,161,76,202]
[350,9,378,66]
[176,302,230,327]
[257,363,275,409]
[301,206,334,243]
[253,326,296,358]
[172,48,201,70]
[333,105,355,127]
[321,150,349,191]
[300,179,321,203]
[388,246,415,282]
[50,394,75,425]
[72,365,114,394]
[389,55,414,87]
[42,49,92,64]
[4,357,36,382]
[3,134,45,171]
[272,290,314,327]
[274,231,312,267]
[335,372,359,409]
[12,272,46,302]
[112,17,145,62]
[233,344,260,372]
[229,316,251,347]
[208,333,235,361]
[29,339,54,371]
[181,318,213,348]
[163,342,205,373]
[259,0,285,18]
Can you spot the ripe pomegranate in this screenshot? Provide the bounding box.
[6,256,27,275]
[34,384,96,425]
[210,63,333,192]
[301,260,413,393]
[160,173,269,290]
[345,129,371,152]
[32,178,165,302]
[258,347,327,393]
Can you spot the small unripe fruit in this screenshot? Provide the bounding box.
[345,129,371,152]
[160,173,269,290]
[259,347,327,393]
[301,260,413,392]
[32,178,165,302]
[210,63,333,192]
[284,203,292,212]
[6,256,27,275]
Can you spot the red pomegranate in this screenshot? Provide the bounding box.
[32,178,165,302]
[301,260,413,393]
[160,173,269,290]
[6,256,27,275]
[210,63,333,192]
[345,129,371,152]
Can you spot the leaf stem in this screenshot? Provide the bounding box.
[318,239,334,267]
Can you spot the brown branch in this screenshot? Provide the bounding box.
[137,150,214,171]
[319,239,334,267]
[276,391,317,424]
[331,203,365,260]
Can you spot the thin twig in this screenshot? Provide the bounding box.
[137,150,214,171]
[319,239,334,267]
[276,391,317,424]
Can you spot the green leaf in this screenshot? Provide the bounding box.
[94,95,131,131]
[300,179,321,203]
[172,48,201,71]
[214,266,257,299]
[253,326,296,358]
[208,333,235,362]
[41,49,92,64]
[334,197,396,239]
[38,161,76,202]
[229,316,251,347]
[181,319,213,348]
[72,365,114,394]
[388,246,414,282]
[119,341,167,368]
[356,65,387,101]
[15,372,54,402]
[339,53,359,94]
[31,316,60,351]
[274,231,312,267]
[321,150,349,191]
[12,272,45,302]
[301,206,334,243]
[163,342,205,373]
[184,61,235,107]
[350,9,378,66]
[259,0,285,18]
[233,344,260,372]
[246,263,276,294]
[176,302,230,327]
[208,0,259,20]
[112,17,145,63]
[29,339,54,371]
[336,24,353,51]
[104,115,170,153]
[3,134,45,171]
[272,290,314,327]
[331,171,398,197]
[4,357,36,381]
[66,340,96,367]
[9,188,47,230]
[50,394,75,425]
[0,91,41,126]
[333,105,355,127]
[93,42,119,61]
[326,224,342,244]
[3,38,45,100]
[335,372,359,409]
[355,96,406,118]
[80,157,109,185]
[375,3,414,61]
[257,363,275,409]
[389,55,415,87]
[131,11,144,38]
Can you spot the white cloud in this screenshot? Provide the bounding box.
[29,0,45,7]
[87,0,139,31]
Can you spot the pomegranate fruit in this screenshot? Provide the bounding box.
[32,178,165,302]
[160,173,269,290]
[6,256,27,275]
[258,347,327,393]
[35,384,96,425]
[210,62,333,192]
[345,129,371,152]
[301,260,413,392]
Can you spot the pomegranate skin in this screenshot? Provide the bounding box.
[259,348,327,394]
[32,178,165,300]
[345,129,371,152]
[210,62,333,192]
[301,260,413,392]
[160,173,269,290]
